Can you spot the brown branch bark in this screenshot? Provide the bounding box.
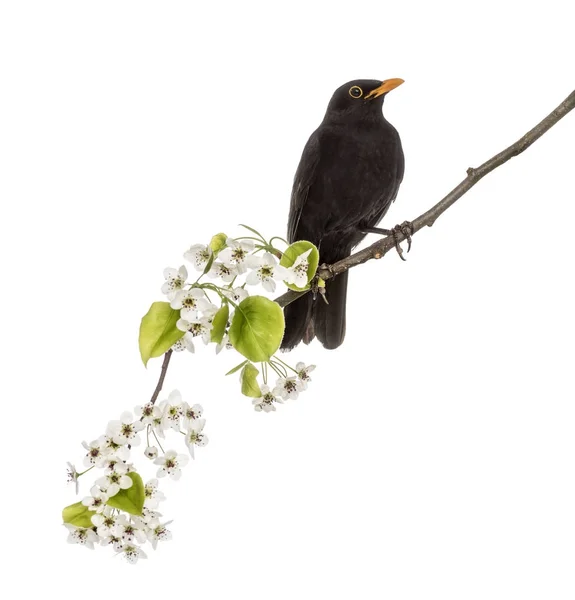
[150,349,172,405]
[275,88,575,308]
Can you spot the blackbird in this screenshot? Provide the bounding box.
[281,78,405,351]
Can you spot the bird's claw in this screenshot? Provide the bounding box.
[391,221,414,261]
[310,275,319,300]
[310,271,329,304]
[319,262,335,275]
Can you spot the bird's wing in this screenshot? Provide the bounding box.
[287,132,321,243]
[370,139,405,226]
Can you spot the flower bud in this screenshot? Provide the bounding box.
[144,446,158,460]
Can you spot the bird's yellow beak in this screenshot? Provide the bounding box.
[364,78,405,100]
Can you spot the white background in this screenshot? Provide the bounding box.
[1,1,574,597]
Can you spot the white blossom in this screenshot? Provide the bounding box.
[184,418,208,459]
[208,261,237,283]
[284,249,312,288]
[65,524,99,549]
[215,333,233,354]
[181,402,203,428]
[113,515,148,545]
[170,288,211,321]
[100,534,123,552]
[252,385,284,412]
[100,435,130,460]
[81,486,109,513]
[154,450,189,480]
[91,507,118,538]
[219,238,255,274]
[273,376,304,400]
[161,266,188,300]
[81,437,107,468]
[176,317,212,345]
[295,362,316,389]
[101,454,129,474]
[117,544,148,564]
[222,287,249,304]
[134,402,162,426]
[144,478,166,509]
[245,252,289,293]
[158,390,184,431]
[171,333,196,353]
[184,243,212,271]
[202,303,219,324]
[150,412,168,440]
[147,519,173,550]
[96,470,133,497]
[141,506,163,524]
[106,411,144,446]
[66,462,79,495]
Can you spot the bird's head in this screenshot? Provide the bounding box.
[325,78,404,118]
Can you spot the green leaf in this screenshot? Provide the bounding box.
[225,360,248,376]
[106,472,145,516]
[139,302,184,366]
[210,304,229,344]
[62,501,96,528]
[279,241,320,291]
[209,233,228,254]
[240,362,261,398]
[229,296,285,362]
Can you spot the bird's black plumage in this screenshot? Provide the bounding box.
[281,78,405,350]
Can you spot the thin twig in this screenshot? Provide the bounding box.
[150,350,173,405]
[275,88,575,308]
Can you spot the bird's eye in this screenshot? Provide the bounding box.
[349,86,363,99]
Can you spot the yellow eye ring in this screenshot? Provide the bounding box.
[349,86,363,99]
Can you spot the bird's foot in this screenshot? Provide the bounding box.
[318,262,335,276]
[391,221,414,261]
[310,270,329,304]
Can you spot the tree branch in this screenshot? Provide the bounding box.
[148,88,574,395]
[150,349,172,405]
[275,88,575,308]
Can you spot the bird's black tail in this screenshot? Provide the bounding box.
[313,270,348,349]
[281,291,314,351]
[280,243,350,351]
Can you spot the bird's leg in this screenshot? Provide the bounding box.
[361,226,393,236]
[360,221,414,261]
[311,265,330,304]
[391,221,414,261]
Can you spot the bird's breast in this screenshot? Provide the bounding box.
[313,124,402,227]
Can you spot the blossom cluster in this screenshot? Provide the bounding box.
[64,390,207,563]
[65,226,320,563]
[157,231,316,410]
[164,238,311,356]
[251,361,316,412]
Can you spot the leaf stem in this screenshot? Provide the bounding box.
[239,224,267,243]
[268,361,286,379]
[77,465,95,478]
[269,236,288,246]
[273,355,298,374]
[151,429,165,454]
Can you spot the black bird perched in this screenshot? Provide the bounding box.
[281,78,405,351]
